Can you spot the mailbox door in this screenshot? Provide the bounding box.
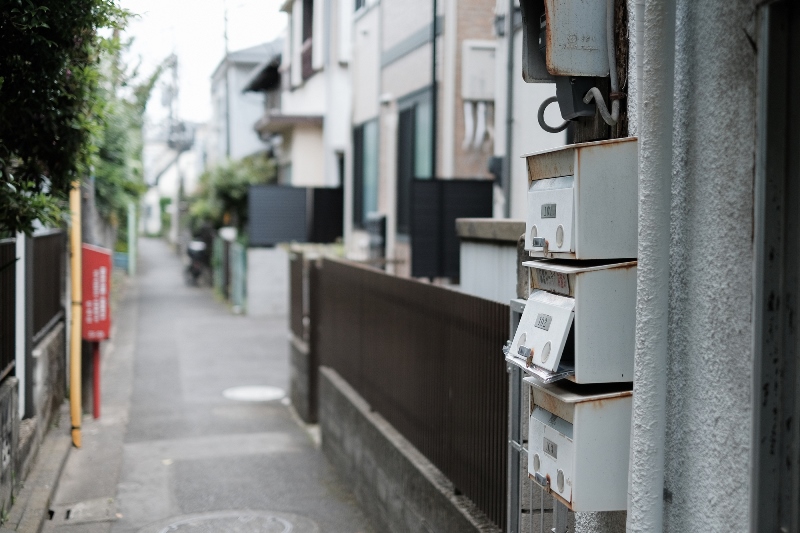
[510,289,574,372]
[527,176,575,254]
[529,406,574,504]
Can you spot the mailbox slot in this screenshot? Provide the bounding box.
[507,259,636,384]
[523,138,638,260]
[527,176,575,254]
[526,378,632,512]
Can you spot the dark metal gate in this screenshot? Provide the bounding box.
[0,239,17,381]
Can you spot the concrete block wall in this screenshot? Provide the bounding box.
[0,378,19,518]
[19,322,66,485]
[289,337,315,423]
[319,366,500,533]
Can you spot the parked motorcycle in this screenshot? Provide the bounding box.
[184,240,208,286]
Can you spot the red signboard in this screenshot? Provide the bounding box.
[82,244,112,341]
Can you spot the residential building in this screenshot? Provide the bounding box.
[346,0,499,276]
[209,42,282,166]
[252,0,351,189]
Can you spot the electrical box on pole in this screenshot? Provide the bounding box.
[519,0,622,132]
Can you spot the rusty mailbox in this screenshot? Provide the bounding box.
[526,377,632,512]
[524,138,638,260]
[506,259,636,384]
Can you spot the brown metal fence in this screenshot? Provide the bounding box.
[0,239,16,381]
[32,231,64,343]
[312,258,510,529]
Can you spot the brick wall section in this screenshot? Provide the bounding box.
[453,0,495,178]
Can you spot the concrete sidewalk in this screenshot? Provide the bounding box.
[42,238,373,533]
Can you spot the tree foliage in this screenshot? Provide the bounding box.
[93,34,164,225]
[0,0,128,234]
[189,156,277,233]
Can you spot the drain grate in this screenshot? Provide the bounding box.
[48,497,117,526]
[136,510,320,533]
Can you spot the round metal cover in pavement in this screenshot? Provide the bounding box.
[137,510,319,533]
[222,386,285,402]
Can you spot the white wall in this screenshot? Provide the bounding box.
[230,64,268,160]
[508,30,564,220]
[246,248,288,317]
[381,45,433,103]
[459,241,518,303]
[288,126,325,186]
[352,7,380,124]
[281,72,327,115]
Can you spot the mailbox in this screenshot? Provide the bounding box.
[526,377,631,512]
[524,138,638,260]
[506,259,636,384]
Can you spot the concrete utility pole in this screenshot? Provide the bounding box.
[224,1,232,159]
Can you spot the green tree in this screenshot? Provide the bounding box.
[0,0,128,234]
[93,34,164,238]
[189,155,277,234]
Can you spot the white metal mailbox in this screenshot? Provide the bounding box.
[506,259,636,384]
[526,377,632,512]
[524,138,638,260]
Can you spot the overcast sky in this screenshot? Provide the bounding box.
[121,0,287,125]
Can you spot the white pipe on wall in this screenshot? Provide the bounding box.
[626,0,677,532]
[15,234,26,420]
[463,101,474,150]
[442,0,458,177]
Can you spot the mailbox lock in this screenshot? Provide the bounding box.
[556,225,564,248]
[533,453,541,473]
[557,469,565,493]
[540,341,552,363]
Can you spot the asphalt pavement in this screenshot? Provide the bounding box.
[43,237,373,533]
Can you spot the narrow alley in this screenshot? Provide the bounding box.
[44,238,372,533]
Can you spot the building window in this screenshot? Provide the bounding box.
[355,0,366,11]
[353,119,379,227]
[396,88,433,235]
[301,0,314,79]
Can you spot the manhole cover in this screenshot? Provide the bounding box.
[137,511,319,533]
[222,386,285,402]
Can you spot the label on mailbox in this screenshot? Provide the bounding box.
[533,268,571,296]
[535,314,552,331]
[527,176,575,254]
[82,244,112,341]
[543,437,558,459]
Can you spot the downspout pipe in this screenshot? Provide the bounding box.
[69,181,83,448]
[627,0,676,531]
[503,0,514,217]
[431,0,438,179]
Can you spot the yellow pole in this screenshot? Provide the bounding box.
[69,181,82,448]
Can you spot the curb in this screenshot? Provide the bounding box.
[2,413,72,533]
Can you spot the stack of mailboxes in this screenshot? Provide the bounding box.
[505,137,638,512]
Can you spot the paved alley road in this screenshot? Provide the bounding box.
[44,238,373,533]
